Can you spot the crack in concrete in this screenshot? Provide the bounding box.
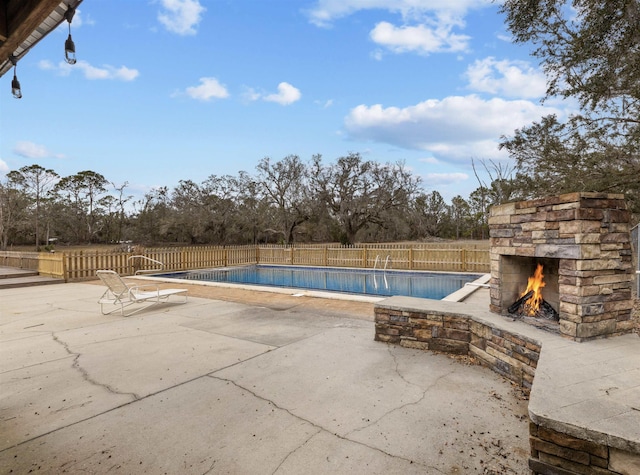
[270,427,323,474]
[208,374,431,473]
[344,344,458,437]
[51,333,140,401]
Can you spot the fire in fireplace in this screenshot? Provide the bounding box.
[507,264,559,320]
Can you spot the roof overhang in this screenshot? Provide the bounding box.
[0,0,83,78]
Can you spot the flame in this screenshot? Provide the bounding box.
[522,264,545,316]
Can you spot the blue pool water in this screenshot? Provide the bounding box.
[153,265,481,299]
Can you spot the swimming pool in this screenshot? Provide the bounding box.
[152,265,482,300]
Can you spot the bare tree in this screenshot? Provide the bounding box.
[311,153,420,244]
[256,155,311,244]
[7,165,59,249]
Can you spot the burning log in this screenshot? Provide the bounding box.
[508,292,559,321]
[507,263,560,321]
[539,300,559,321]
[508,290,534,314]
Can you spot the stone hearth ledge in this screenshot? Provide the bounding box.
[374,296,640,473]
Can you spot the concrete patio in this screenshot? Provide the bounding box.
[0,282,530,474]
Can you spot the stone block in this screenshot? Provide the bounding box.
[544,220,560,230]
[432,326,470,342]
[490,202,516,216]
[560,320,577,337]
[488,214,513,225]
[602,232,631,244]
[553,200,581,210]
[522,221,548,231]
[443,315,468,327]
[577,259,626,271]
[609,448,640,475]
[530,437,590,465]
[576,208,605,220]
[470,334,486,350]
[616,320,638,333]
[374,332,400,343]
[607,209,631,222]
[514,205,540,214]
[603,299,634,312]
[559,220,585,235]
[469,344,497,367]
[489,228,515,238]
[429,338,468,355]
[538,452,593,474]
[532,230,552,241]
[470,320,493,339]
[580,245,602,259]
[609,222,630,233]
[547,209,578,221]
[400,340,429,351]
[535,244,581,259]
[536,427,608,459]
[414,328,435,341]
[593,273,631,285]
[374,311,389,323]
[575,319,616,339]
[389,314,408,323]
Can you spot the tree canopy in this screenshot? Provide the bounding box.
[499,0,640,215]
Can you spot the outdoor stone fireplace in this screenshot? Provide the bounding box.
[489,192,634,341]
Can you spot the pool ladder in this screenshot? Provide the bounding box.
[373,255,391,291]
[373,254,392,271]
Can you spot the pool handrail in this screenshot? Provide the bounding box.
[128,255,165,275]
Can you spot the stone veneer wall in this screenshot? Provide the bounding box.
[375,305,640,474]
[374,306,540,392]
[489,192,634,341]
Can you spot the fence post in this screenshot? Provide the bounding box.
[363,247,367,268]
[62,252,68,282]
[461,248,467,272]
[409,246,413,270]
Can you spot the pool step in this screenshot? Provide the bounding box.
[0,267,64,289]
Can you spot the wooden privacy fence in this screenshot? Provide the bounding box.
[0,243,490,282]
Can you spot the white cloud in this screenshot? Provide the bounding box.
[158,0,205,35]
[39,60,139,81]
[241,87,262,103]
[184,77,229,101]
[465,57,547,98]
[370,20,470,55]
[306,0,491,27]
[14,141,54,159]
[306,0,489,57]
[423,172,469,185]
[263,82,302,105]
[315,99,334,109]
[344,95,559,162]
[0,159,9,174]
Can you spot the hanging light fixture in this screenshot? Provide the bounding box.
[9,56,22,99]
[64,7,77,64]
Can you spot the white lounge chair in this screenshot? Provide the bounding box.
[97,270,187,316]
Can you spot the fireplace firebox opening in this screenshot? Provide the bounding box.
[500,256,559,320]
[489,192,634,341]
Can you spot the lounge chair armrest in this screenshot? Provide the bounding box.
[128,283,160,297]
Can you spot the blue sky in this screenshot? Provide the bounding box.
[1,0,567,203]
